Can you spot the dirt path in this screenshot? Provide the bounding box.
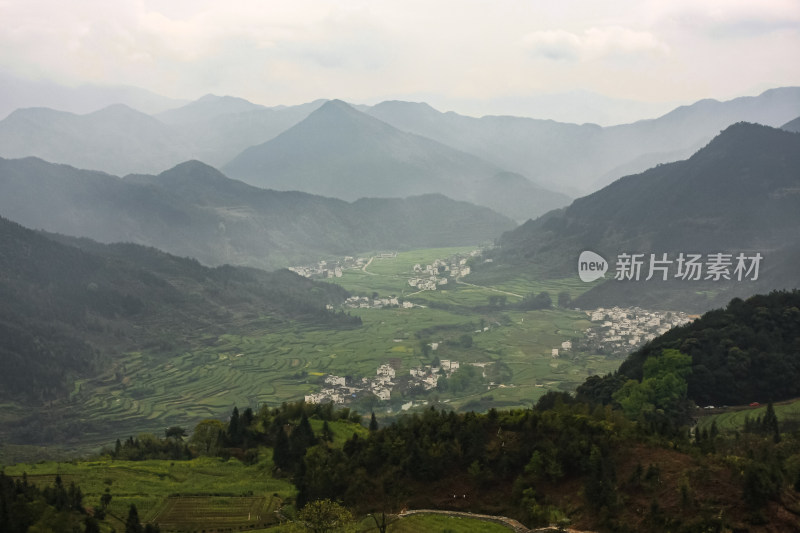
[398,509,529,532]
[455,277,523,298]
[361,256,376,275]
[398,509,597,533]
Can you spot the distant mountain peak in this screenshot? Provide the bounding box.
[160,159,223,176]
[88,103,150,118]
[314,98,360,115]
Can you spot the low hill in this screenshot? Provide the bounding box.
[0,215,353,406]
[493,123,800,311]
[783,115,800,133]
[0,157,515,270]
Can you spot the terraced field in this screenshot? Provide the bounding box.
[153,495,277,531]
[4,456,295,531]
[30,247,627,456]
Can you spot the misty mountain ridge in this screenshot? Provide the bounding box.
[223,98,503,198]
[155,93,268,123]
[0,104,197,176]
[0,70,187,119]
[494,122,800,311]
[0,157,515,270]
[367,87,800,195]
[222,99,569,221]
[0,85,797,214]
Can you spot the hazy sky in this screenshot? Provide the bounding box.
[1,0,799,120]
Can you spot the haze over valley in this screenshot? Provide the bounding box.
[1,1,800,531]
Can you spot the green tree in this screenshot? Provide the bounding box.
[125,503,143,533]
[321,420,334,442]
[189,419,225,455]
[369,412,379,432]
[762,401,780,443]
[273,426,291,471]
[228,406,242,446]
[296,499,353,533]
[557,291,572,308]
[613,349,693,432]
[84,516,101,533]
[584,445,617,512]
[164,426,187,440]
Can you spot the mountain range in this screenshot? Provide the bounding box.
[1,87,798,222]
[493,122,800,311]
[366,88,800,195]
[0,70,187,119]
[0,157,515,270]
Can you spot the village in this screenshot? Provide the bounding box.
[305,356,464,408]
[287,255,367,279]
[559,306,696,358]
[296,250,697,407]
[288,250,481,292]
[406,251,478,291]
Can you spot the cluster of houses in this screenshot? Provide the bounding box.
[408,358,461,390]
[288,256,368,279]
[304,358,463,406]
[563,307,696,357]
[343,295,415,310]
[407,251,479,292]
[304,363,399,405]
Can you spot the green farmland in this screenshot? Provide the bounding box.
[4,247,625,459]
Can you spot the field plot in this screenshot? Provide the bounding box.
[152,495,276,531]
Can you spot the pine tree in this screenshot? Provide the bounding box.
[762,401,780,443]
[84,516,101,533]
[321,420,334,442]
[228,406,242,446]
[369,412,379,432]
[126,503,143,533]
[273,426,291,471]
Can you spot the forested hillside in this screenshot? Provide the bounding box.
[0,157,515,270]
[0,215,354,405]
[492,123,800,311]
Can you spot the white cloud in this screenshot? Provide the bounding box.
[522,26,670,62]
[0,0,797,116]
